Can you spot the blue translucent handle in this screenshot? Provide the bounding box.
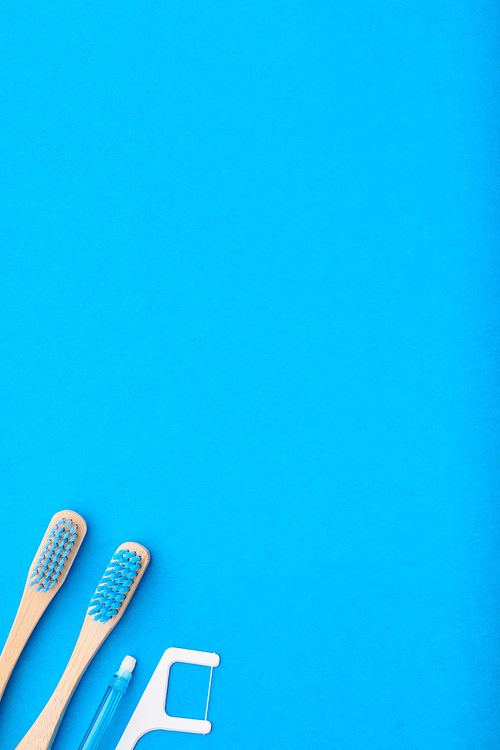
[77,663,134,750]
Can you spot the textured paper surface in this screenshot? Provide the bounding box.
[0,2,498,748]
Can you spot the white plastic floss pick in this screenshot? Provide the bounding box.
[115,647,220,750]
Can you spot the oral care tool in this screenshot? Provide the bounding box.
[77,656,136,750]
[115,647,220,749]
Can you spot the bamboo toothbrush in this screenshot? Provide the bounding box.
[15,542,150,750]
[0,510,87,702]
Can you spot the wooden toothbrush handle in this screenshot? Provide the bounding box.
[14,618,109,750]
[0,591,51,702]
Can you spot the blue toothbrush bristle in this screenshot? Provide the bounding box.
[29,519,79,592]
[87,550,142,623]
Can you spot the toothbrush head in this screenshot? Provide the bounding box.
[87,542,150,625]
[28,510,87,594]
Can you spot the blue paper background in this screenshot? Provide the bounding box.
[0,1,499,748]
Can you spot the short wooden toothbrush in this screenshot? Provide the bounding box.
[14,541,150,750]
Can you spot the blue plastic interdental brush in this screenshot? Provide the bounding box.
[77,655,136,750]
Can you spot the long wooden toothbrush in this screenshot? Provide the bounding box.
[0,510,87,702]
